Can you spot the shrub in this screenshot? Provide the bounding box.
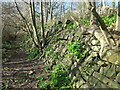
[102,15,116,27]
[67,41,85,59]
[65,22,78,29]
[39,64,71,89]
[79,17,90,26]
[45,45,53,52]
[2,43,19,49]
[28,48,39,59]
[50,52,58,59]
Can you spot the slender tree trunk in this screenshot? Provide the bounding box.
[102,0,105,9]
[14,1,40,48]
[70,2,72,11]
[82,2,86,14]
[40,0,45,48]
[50,1,53,20]
[90,1,96,25]
[99,0,102,14]
[101,0,106,14]
[112,0,115,8]
[116,1,120,31]
[44,1,48,23]
[30,0,41,49]
[60,2,64,18]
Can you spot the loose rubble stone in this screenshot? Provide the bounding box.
[80,84,89,88]
[106,65,116,78]
[116,73,120,83]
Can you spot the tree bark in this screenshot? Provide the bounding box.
[112,1,115,8]
[99,0,102,14]
[90,0,96,25]
[44,1,48,23]
[14,1,39,48]
[40,0,45,48]
[60,2,64,18]
[50,1,53,20]
[30,0,41,49]
[102,0,105,9]
[116,1,120,31]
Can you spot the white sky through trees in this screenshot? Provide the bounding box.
[0,0,119,2]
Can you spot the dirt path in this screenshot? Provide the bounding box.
[2,44,46,88]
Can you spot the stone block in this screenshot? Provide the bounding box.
[93,72,120,88]
[106,65,116,78]
[97,61,105,66]
[89,76,98,86]
[93,72,110,84]
[108,80,120,88]
[116,72,120,83]
[100,65,110,75]
[95,82,109,88]
[76,78,85,88]
[80,84,89,88]
[91,40,99,45]
[102,49,120,65]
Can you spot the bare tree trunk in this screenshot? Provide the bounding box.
[90,1,96,25]
[82,2,86,14]
[30,0,41,49]
[102,0,105,9]
[60,2,64,18]
[44,1,48,23]
[116,1,120,31]
[50,1,53,20]
[99,0,102,14]
[112,0,115,8]
[40,0,45,48]
[101,0,106,14]
[14,1,40,48]
[70,2,73,11]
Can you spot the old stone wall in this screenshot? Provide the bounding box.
[44,26,120,88]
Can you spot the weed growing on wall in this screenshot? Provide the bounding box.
[102,14,116,27]
[79,17,90,26]
[67,41,85,59]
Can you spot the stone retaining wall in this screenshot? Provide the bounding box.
[44,27,120,88]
